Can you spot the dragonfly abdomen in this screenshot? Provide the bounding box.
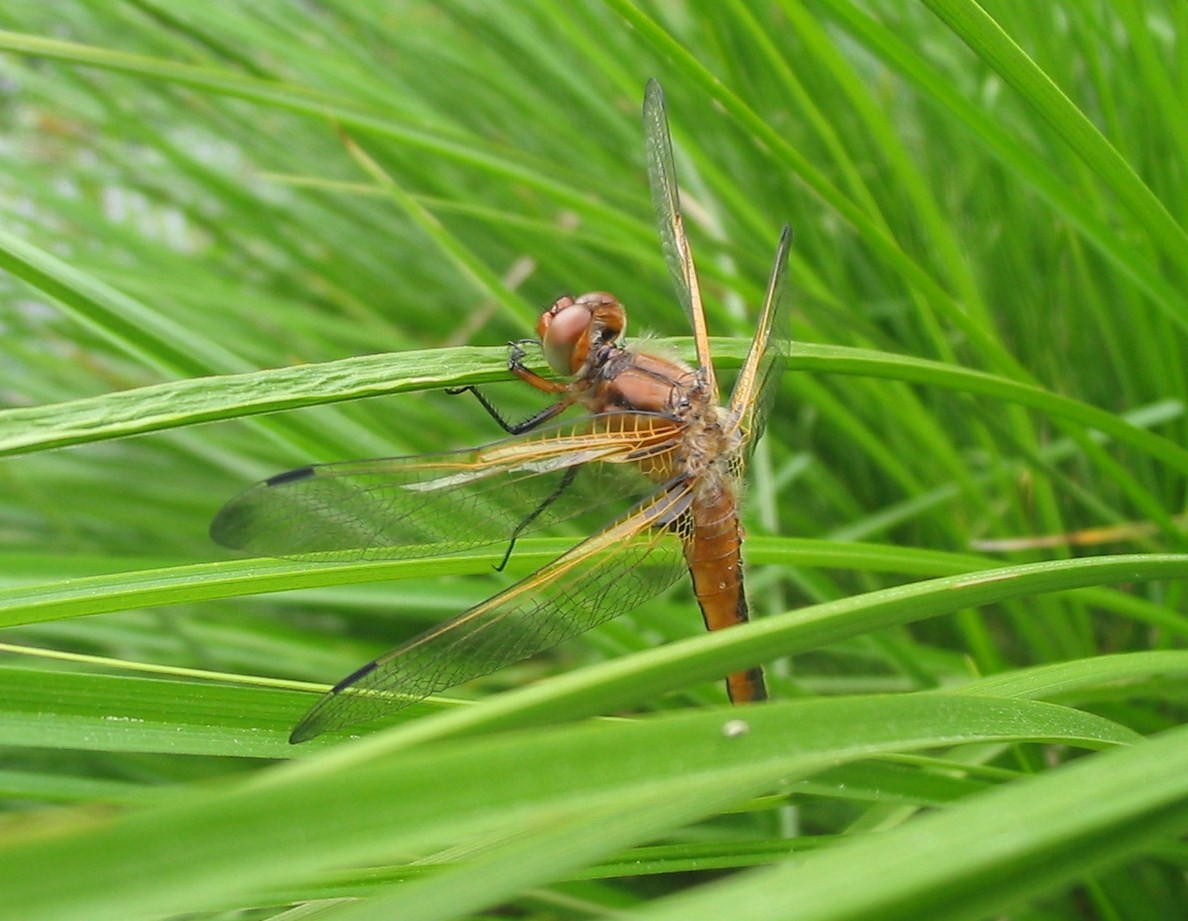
[681,485,767,704]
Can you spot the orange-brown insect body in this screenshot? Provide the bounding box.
[520,291,767,704]
[211,80,788,743]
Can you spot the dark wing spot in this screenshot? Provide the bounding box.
[332,659,378,694]
[266,466,315,486]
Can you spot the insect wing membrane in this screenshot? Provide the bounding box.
[642,79,715,394]
[290,479,694,741]
[729,225,793,451]
[210,415,677,562]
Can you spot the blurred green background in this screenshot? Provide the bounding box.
[1,3,1187,920]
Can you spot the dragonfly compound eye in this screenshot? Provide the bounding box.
[540,297,594,375]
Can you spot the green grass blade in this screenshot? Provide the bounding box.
[635,721,1188,921]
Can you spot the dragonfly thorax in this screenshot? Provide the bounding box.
[676,400,740,483]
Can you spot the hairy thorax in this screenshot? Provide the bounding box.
[579,342,742,491]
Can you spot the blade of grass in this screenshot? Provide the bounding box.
[0,694,1135,921]
[633,721,1188,921]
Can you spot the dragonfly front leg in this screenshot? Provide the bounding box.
[446,385,573,435]
[447,338,574,434]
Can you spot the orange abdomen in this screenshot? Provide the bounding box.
[682,484,767,703]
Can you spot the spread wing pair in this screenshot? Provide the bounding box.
[212,81,791,742]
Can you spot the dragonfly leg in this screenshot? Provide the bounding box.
[446,385,572,435]
[493,465,579,571]
[507,339,571,398]
[448,338,574,434]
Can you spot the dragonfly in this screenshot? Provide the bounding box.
[211,80,792,743]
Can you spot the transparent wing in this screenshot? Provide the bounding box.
[290,479,695,741]
[211,412,683,562]
[642,79,715,395]
[728,225,793,451]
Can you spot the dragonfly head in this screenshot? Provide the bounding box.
[537,292,625,377]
